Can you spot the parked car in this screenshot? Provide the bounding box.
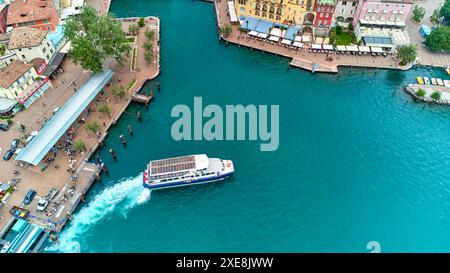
[23,190,36,205]
[0,124,9,131]
[11,139,20,149]
[36,199,49,212]
[3,149,14,161]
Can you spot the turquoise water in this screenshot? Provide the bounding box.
[48,0,450,252]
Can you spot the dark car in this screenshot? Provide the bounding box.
[3,149,14,161]
[23,190,36,205]
[11,139,20,149]
[0,124,9,131]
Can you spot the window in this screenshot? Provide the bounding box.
[50,48,54,54]
[352,2,357,6]
[43,19,49,24]
[342,1,347,5]
[21,55,25,59]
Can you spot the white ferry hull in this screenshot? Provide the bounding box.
[143,172,233,190]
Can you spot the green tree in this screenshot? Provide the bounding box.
[144,50,154,64]
[143,41,153,51]
[112,85,126,101]
[0,44,5,56]
[138,17,146,28]
[145,30,155,41]
[98,104,111,118]
[425,27,450,52]
[219,24,233,38]
[335,25,343,35]
[440,0,450,24]
[416,89,426,97]
[431,91,441,101]
[6,119,13,126]
[396,44,417,65]
[72,140,86,153]
[85,121,101,136]
[412,5,426,23]
[431,9,441,25]
[64,6,131,73]
[128,23,139,35]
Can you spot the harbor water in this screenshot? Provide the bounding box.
[47,0,450,252]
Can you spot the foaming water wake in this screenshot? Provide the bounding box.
[46,173,151,253]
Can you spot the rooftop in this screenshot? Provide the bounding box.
[7,0,57,25]
[8,27,48,49]
[0,61,33,89]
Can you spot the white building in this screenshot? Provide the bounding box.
[8,27,55,63]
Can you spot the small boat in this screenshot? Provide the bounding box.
[416,77,424,84]
[431,78,437,85]
[423,77,430,85]
[443,80,450,88]
[436,78,444,86]
[446,68,450,75]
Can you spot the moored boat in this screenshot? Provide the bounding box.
[423,77,430,85]
[431,78,437,85]
[416,77,424,84]
[436,78,444,86]
[143,154,234,190]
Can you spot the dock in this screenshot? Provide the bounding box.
[131,92,154,106]
[403,83,450,106]
[290,58,338,73]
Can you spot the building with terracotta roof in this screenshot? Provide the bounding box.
[0,3,8,34]
[7,27,55,62]
[6,0,59,31]
[0,60,51,108]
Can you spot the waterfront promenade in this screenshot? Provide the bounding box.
[214,0,448,73]
[0,16,160,236]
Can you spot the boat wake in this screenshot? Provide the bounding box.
[46,173,151,253]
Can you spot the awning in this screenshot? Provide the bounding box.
[15,70,114,165]
[370,47,383,53]
[284,27,300,40]
[270,28,282,37]
[311,44,322,50]
[293,42,304,48]
[255,20,273,34]
[302,35,310,42]
[257,33,268,38]
[59,41,71,54]
[249,30,259,37]
[336,45,346,51]
[0,97,18,115]
[268,35,279,42]
[323,44,334,50]
[41,52,67,77]
[294,36,302,42]
[228,1,238,23]
[281,39,292,45]
[315,37,323,44]
[346,45,359,52]
[240,17,259,31]
[358,46,371,52]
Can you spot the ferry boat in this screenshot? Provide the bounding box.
[423,77,430,85]
[416,77,424,85]
[143,154,234,190]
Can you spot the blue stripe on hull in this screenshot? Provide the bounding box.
[143,173,233,190]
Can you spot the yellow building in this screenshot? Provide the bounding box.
[235,0,316,27]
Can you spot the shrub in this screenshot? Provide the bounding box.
[416,89,426,97]
[138,17,145,28]
[430,91,441,101]
[335,25,343,35]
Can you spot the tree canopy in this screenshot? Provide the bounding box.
[64,6,131,73]
[424,26,450,52]
[412,5,426,23]
[396,44,417,65]
[440,0,450,24]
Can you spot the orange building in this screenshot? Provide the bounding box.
[7,0,59,31]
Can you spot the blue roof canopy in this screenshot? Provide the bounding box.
[255,20,274,34]
[240,16,259,31]
[15,70,114,165]
[363,36,393,45]
[284,27,300,40]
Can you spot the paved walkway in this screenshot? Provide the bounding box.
[0,17,160,233]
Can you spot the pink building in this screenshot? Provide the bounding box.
[0,4,8,34]
[353,0,413,28]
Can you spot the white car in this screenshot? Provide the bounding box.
[36,199,49,212]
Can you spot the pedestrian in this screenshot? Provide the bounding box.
[74,87,77,92]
